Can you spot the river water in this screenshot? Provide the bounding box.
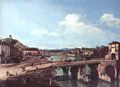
[48,55,120,87]
[58,80,120,87]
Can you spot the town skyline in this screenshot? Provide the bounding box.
[0,0,120,49]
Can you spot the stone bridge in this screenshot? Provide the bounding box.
[50,59,118,83]
[22,59,118,83]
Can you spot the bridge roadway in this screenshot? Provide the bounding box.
[25,59,115,71]
[0,59,115,80]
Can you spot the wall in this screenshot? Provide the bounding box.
[0,44,10,63]
[10,47,22,63]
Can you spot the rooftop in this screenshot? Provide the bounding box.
[24,48,39,51]
[109,41,120,45]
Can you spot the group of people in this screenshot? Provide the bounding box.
[6,71,17,77]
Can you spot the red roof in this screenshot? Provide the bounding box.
[24,48,39,51]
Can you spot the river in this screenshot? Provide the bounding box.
[48,55,120,87]
[58,80,120,87]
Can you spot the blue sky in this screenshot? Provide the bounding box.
[0,0,120,49]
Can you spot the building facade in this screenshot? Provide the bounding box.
[0,39,22,63]
[108,41,120,79]
[0,40,10,63]
[108,41,120,61]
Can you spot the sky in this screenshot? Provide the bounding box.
[0,0,120,49]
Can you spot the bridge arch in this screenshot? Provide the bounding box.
[105,65,116,82]
[105,65,115,77]
[98,61,117,82]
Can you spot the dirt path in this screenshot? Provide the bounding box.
[0,63,51,80]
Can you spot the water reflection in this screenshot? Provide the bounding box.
[111,80,120,87]
[61,80,70,87]
[87,79,98,87]
[71,80,78,87]
[50,55,120,87]
[116,80,120,87]
[58,79,120,87]
[58,78,98,87]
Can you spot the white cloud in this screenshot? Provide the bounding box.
[100,13,120,27]
[27,13,120,49]
[58,13,108,47]
[59,13,82,32]
[30,27,59,37]
[59,13,104,37]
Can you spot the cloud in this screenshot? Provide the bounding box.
[59,13,82,32]
[100,13,120,27]
[59,13,104,37]
[58,13,107,47]
[30,28,59,37]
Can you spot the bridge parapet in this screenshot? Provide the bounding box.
[51,60,115,67]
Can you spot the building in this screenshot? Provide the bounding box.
[0,37,22,63]
[0,39,10,63]
[108,41,120,60]
[23,47,40,56]
[0,40,22,63]
[109,41,120,79]
[98,41,120,81]
[3,35,26,51]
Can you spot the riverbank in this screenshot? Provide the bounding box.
[0,69,60,87]
[5,69,60,87]
[0,57,61,87]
